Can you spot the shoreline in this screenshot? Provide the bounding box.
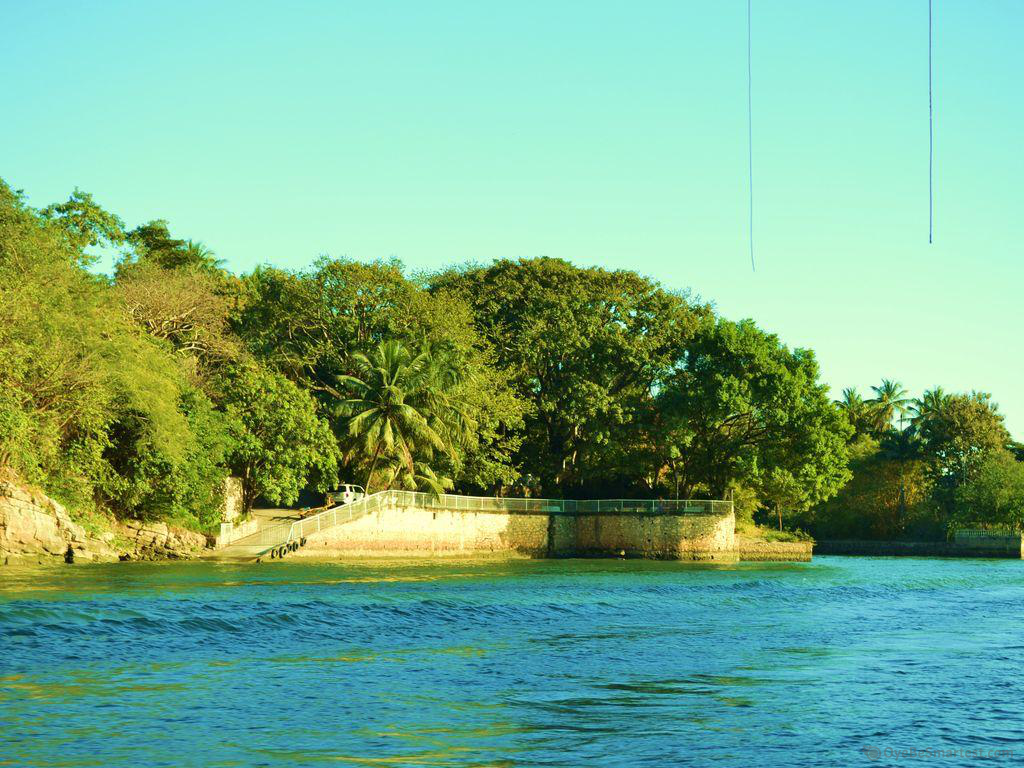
[815,538,1024,559]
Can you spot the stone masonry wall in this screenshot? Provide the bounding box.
[299,502,550,558]
[296,499,736,560]
[565,513,737,561]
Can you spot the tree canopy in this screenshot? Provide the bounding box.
[3,176,1017,539]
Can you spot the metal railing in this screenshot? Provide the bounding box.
[229,490,733,557]
[954,528,1020,542]
[406,492,732,518]
[231,492,390,552]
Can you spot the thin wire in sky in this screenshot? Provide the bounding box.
[747,0,755,270]
[928,0,934,244]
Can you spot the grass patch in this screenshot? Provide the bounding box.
[736,521,814,543]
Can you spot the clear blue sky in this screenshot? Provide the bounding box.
[3,1,1021,437]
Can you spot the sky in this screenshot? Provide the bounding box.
[2,1,1022,437]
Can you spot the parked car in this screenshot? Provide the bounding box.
[327,484,366,507]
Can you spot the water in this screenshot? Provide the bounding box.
[2,557,1023,767]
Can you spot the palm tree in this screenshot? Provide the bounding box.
[870,379,911,434]
[180,240,224,273]
[910,386,948,425]
[337,340,471,494]
[836,387,871,436]
[881,417,922,522]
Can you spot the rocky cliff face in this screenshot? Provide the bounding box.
[117,519,208,561]
[0,480,208,565]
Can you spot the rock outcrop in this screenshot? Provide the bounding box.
[0,480,117,564]
[0,479,209,565]
[116,519,208,561]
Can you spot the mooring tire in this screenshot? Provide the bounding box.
[300,537,307,547]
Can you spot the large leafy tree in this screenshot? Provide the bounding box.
[220,364,339,511]
[954,451,1024,531]
[797,435,934,540]
[656,319,852,510]
[232,258,422,387]
[430,257,703,496]
[916,392,1011,493]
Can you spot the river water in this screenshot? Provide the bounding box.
[1,557,1022,766]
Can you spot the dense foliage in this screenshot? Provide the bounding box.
[798,383,1023,538]
[3,178,1017,536]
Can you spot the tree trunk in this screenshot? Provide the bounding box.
[364,443,382,494]
[777,504,783,532]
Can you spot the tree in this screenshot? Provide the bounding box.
[760,468,804,531]
[797,435,934,540]
[910,386,949,424]
[221,364,339,511]
[337,340,467,494]
[101,387,237,528]
[0,180,240,525]
[115,259,240,371]
[870,379,911,435]
[232,259,421,387]
[233,259,526,493]
[656,319,851,509]
[954,451,1024,532]
[917,392,1011,491]
[40,188,126,261]
[836,388,873,438]
[430,257,703,495]
[126,220,223,273]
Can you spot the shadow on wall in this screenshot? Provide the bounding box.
[499,512,737,561]
[496,512,549,557]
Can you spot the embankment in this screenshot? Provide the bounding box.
[292,496,739,561]
[815,534,1023,559]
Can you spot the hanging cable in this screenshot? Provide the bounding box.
[747,0,755,270]
[928,0,934,243]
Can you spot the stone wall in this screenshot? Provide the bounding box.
[299,502,550,558]
[221,477,244,523]
[563,513,736,561]
[814,538,1023,558]
[295,497,736,560]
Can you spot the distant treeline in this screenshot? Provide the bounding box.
[795,384,1024,540]
[1,180,1020,535]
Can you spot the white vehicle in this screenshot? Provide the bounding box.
[329,484,365,506]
